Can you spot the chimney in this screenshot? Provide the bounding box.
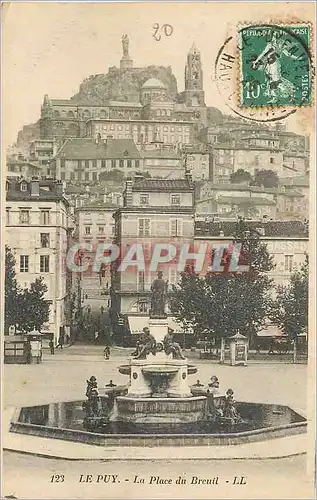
[185,169,192,183]
[124,178,133,207]
[30,176,40,197]
[55,180,63,195]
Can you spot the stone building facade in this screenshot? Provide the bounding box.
[5,178,74,342]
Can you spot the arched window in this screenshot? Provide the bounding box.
[84,109,91,119]
[156,110,161,116]
[67,110,74,118]
[100,110,107,119]
[53,110,60,118]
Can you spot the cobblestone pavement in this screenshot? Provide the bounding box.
[2,344,312,499]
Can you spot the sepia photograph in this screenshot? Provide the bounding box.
[1,2,315,499]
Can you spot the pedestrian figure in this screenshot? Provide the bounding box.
[104,345,110,360]
[56,335,64,349]
[94,331,99,344]
[49,340,55,355]
[105,380,117,387]
[25,342,32,364]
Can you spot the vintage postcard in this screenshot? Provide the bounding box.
[1,2,316,499]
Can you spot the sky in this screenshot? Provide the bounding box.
[2,2,314,150]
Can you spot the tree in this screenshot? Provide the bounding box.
[253,169,279,188]
[230,169,252,184]
[4,246,20,333]
[169,220,275,354]
[272,256,308,363]
[16,278,50,333]
[99,169,125,182]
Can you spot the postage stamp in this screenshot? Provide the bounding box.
[239,24,312,108]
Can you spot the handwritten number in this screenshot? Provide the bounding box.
[152,23,173,42]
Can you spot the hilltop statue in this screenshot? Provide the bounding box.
[150,271,168,318]
[122,34,129,57]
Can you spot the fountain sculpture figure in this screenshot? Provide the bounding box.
[116,273,206,426]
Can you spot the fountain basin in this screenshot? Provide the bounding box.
[118,364,198,376]
[116,395,207,424]
[9,399,306,447]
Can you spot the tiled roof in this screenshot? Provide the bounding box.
[106,139,141,159]
[55,138,106,159]
[132,178,193,192]
[55,138,141,160]
[280,175,309,187]
[6,180,67,204]
[194,220,308,237]
[141,149,180,159]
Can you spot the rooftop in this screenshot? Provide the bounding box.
[194,220,308,238]
[6,179,68,205]
[131,178,194,192]
[142,78,166,89]
[54,138,141,160]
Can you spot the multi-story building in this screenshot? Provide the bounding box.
[87,118,195,146]
[6,154,43,180]
[5,178,74,342]
[194,220,308,287]
[49,137,143,183]
[196,182,277,219]
[112,175,195,320]
[29,138,58,167]
[74,200,120,312]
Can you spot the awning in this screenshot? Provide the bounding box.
[257,325,284,337]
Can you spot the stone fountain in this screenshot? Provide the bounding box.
[117,271,206,426]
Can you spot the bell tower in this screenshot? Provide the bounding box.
[184,43,205,107]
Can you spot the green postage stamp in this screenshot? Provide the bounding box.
[239,24,312,107]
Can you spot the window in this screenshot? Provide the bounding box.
[40,210,50,225]
[85,172,89,181]
[85,226,91,235]
[111,159,116,169]
[140,194,149,206]
[6,209,10,225]
[40,255,50,273]
[119,160,124,169]
[163,126,168,132]
[19,210,30,224]
[20,255,29,273]
[40,233,50,248]
[170,219,182,237]
[284,255,294,272]
[92,172,97,181]
[127,160,132,168]
[138,271,145,291]
[98,226,104,234]
[138,218,150,236]
[61,172,65,180]
[171,194,180,206]
[270,157,275,164]
[101,159,106,168]
[85,160,89,169]
[93,159,97,168]
[135,160,140,169]
[20,182,28,192]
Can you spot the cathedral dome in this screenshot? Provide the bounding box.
[142,78,166,89]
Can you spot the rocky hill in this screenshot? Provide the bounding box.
[71,65,178,104]
[15,64,224,149]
